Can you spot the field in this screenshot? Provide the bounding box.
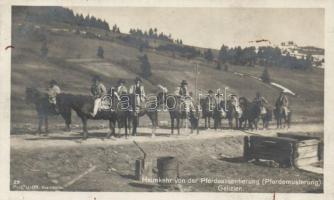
[11,21,324,132]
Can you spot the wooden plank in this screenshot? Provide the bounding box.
[277,132,322,140]
[296,139,319,147]
[296,150,318,159]
[294,156,318,167]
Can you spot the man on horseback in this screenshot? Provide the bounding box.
[276,91,289,114]
[174,80,194,112]
[47,80,61,113]
[253,92,268,114]
[230,94,242,115]
[90,75,107,117]
[116,79,128,95]
[129,77,146,112]
[206,90,217,111]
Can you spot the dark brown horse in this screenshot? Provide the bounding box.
[225,100,243,129]
[274,105,291,129]
[124,93,158,137]
[199,96,215,129]
[212,100,226,130]
[239,97,272,130]
[25,87,120,139]
[157,92,198,135]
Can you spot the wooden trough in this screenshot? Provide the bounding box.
[245,134,321,168]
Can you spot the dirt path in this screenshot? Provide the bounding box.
[11,123,323,150]
[10,123,323,192]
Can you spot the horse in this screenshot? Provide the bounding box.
[225,100,242,129]
[124,93,158,137]
[25,87,70,134]
[199,96,215,129]
[157,92,198,135]
[212,100,226,130]
[274,105,291,129]
[25,87,121,139]
[239,97,272,130]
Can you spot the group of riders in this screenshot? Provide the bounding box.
[46,75,290,125]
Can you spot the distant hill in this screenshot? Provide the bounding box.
[10,6,324,127]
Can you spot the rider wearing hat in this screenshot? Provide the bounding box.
[116,79,128,95]
[276,91,289,114]
[90,75,107,117]
[206,89,217,111]
[175,80,194,112]
[253,92,268,114]
[47,79,61,113]
[175,80,189,96]
[230,94,239,107]
[129,77,146,108]
[230,94,242,115]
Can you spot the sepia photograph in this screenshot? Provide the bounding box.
[8,5,325,194]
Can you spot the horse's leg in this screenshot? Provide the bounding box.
[229,118,233,129]
[204,116,207,129]
[171,116,174,135]
[147,112,157,137]
[235,117,239,130]
[81,117,88,139]
[128,113,132,134]
[153,112,158,137]
[106,119,114,138]
[208,117,211,129]
[60,107,71,132]
[124,115,128,138]
[132,115,137,136]
[44,115,49,134]
[177,117,180,135]
[37,115,43,135]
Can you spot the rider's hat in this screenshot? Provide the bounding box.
[135,77,142,83]
[49,80,58,85]
[118,79,125,84]
[208,89,214,94]
[181,80,188,85]
[92,75,101,82]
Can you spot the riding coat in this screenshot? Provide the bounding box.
[254,96,268,114]
[47,85,61,104]
[175,86,194,112]
[91,82,107,99]
[129,84,146,107]
[206,95,217,111]
[276,95,289,107]
[117,85,128,95]
[254,96,268,105]
[175,86,189,96]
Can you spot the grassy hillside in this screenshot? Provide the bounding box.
[11,19,324,132]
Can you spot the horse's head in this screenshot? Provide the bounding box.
[238,97,249,110]
[25,87,41,104]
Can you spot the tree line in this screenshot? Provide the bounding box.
[17,6,110,31]
[214,45,313,70]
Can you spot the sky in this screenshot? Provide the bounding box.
[69,7,324,49]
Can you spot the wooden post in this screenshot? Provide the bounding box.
[224,87,227,111]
